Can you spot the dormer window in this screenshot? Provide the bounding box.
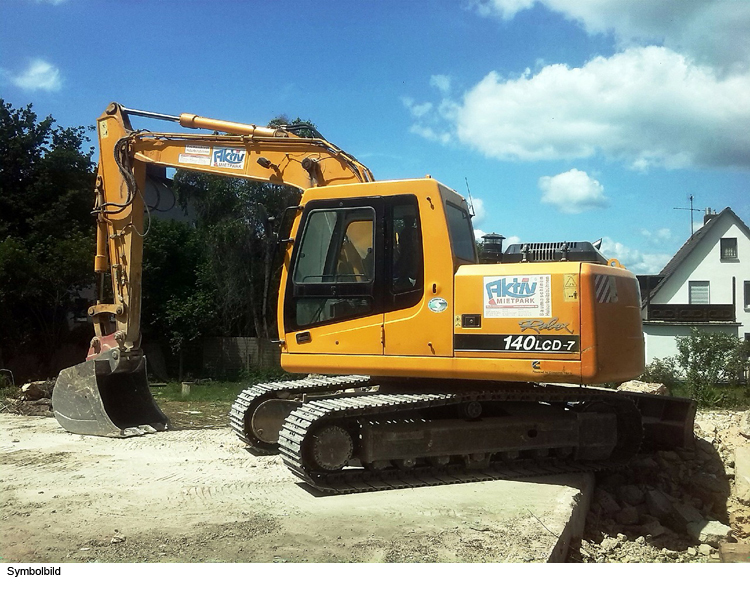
[720,237,737,260]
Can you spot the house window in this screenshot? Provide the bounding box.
[745,281,750,308]
[688,281,710,305]
[721,237,738,259]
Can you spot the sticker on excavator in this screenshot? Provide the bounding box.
[563,273,578,301]
[179,153,211,166]
[483,274,551,318]
[185,145,211,155]
[211,147,246,169]
[595,274,619,303]
[454,333,579,353]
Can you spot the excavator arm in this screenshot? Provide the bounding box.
[53,102,373,437]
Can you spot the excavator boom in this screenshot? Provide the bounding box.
[53,102,373,437]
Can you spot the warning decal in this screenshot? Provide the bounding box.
[179,152,211,166]
[483,275,551,318]
[594,275,618,303]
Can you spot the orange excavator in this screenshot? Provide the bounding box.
[52,103,695,493]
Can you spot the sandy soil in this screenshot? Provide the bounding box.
[0,412,585,564]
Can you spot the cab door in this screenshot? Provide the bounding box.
[283,197,385,355]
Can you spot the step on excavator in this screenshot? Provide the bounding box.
[53,103,696,493]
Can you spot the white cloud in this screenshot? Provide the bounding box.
[538,168,608,214]
[430,74,452,94]
[474,0,750,71]
[641,227,673,246]
[472,0,535,21]
[450,46,750,169]
[470,197,486,224]
[600,237,671,274]
[408,123,451,145]
[401,97,432,118]
[11,58,62,92]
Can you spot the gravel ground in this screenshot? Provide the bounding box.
[2,386,748,563]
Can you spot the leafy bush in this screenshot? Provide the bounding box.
[638,356,681,392]
[675,328,749,407]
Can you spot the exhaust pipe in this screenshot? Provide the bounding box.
[52,349,169,437]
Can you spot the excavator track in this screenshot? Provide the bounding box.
[229,374,371,450]
[278,383,647,494]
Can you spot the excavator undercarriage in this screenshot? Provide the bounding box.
[230,375,696,494]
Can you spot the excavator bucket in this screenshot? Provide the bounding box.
[52,350,169,437]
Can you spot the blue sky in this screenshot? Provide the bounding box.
[2,0,749,274]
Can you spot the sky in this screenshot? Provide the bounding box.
[1,0,749,275]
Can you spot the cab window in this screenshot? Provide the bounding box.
[444,201,477,263]
[291,206,376,328]
[294,208,374,284]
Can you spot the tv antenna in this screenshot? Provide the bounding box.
[673,194,701,236]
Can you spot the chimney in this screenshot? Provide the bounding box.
[704,208,717,224]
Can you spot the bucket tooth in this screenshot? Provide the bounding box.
[52,350,168,437]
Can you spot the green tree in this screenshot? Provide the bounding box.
[675,327,749,406]
[170,116,313,340]
[0,100,95,378]
[173,173,301,338]
[141,219,216,348]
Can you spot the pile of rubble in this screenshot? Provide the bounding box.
[1,380,54,417]
[570,408,750,563]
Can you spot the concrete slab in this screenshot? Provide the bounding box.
[735,445,750,504]
[284,472,595,562]
[1,414,593,562]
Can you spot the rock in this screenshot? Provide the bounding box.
[595,489,621,515]
[739,411,750,440]
[676,448,696,461]
[718,542,750,563]
[695,438,716,457]
[672,502,704,529]
[734,446,750,505]
[617,484,645,506]
[688,473,730,508]
[635,536,646,546]
[601,473,628,489]
[659,450,680,462]
[20,381,51,401]
[661,548,679,559]
[645,489,674,523]
[110,535,126,544]
[686,520,733,548]
[699,544,713,556]
[687,547,697,557]
[640,520,666,538]
[600,537,620,552]
[618,380,669,396]
[695,419,717,436]
[616,505,640,525]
